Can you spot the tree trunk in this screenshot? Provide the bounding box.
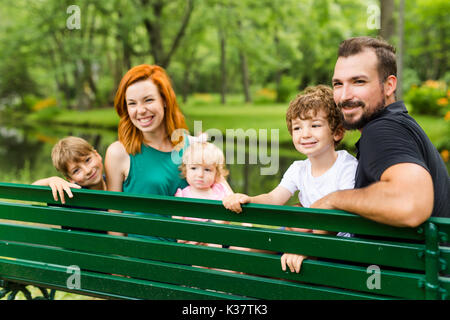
[237,19,251,103]
[182,64,190,104]
[239,50,252,103]
[437,19,447,79]
[380,0,395,41]
[397,0,404,100]
[162,0,194,68]
[141,0,165,66]
[140,0,194,69]
[219,30,227,105]
[117,10,132,71]
[274,31,283,103]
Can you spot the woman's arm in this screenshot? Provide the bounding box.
[105,141,129,193]
[104,141,129,236]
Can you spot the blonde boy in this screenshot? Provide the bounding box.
[223,85,358,273]
[32,136,106,204]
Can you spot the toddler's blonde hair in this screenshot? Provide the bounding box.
[180,142,229,182]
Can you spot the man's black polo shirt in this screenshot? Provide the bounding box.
[355,101,449,218]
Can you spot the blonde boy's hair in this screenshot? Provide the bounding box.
[286,85,344,147]
[51,136,95,178]
[180,142,229,182]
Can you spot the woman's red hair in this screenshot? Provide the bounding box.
[114,64,188,155]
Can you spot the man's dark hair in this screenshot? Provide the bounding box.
[338,36,397,83]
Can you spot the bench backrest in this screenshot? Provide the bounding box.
[0,182,449,300]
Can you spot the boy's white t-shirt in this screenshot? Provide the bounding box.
[279,150,358,206]
[279,150,358,237]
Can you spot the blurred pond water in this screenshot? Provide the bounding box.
[0,121,300,203]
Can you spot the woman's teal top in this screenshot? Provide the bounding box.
[123,138,189,241]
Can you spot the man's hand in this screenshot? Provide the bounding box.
[310,193,336,210]
[223,193,251,213]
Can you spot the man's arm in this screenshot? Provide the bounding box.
[311,163,434,227]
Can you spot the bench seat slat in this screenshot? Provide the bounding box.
[0,182,423,240]
[0,244,394,300]
[0,208,426,272]
[0,237,426,299]
[0,259,246,300]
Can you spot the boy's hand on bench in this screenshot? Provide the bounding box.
[281,253,307,274]
[223,193,251,213]
[33,176,81,204]
[48,177,81,204]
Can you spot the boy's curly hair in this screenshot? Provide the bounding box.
[286,85,344,147]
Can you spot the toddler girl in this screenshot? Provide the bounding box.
[175,142,261,269]
[175,141,230,205]
[174,141,232,247]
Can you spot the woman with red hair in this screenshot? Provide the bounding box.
[105,64,195,241]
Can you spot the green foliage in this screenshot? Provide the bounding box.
[0,0,448,114]
[405,80,449,116]
[401,68,421,94]
[276,76,299,103]
[28,106,63,122]
[404,0,450,81]
[253,87,277,104]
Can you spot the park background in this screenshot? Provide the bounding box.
[0,0,449,299]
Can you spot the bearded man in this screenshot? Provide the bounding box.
[312,36,449,226]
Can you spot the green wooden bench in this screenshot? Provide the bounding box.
[0,182,449,300]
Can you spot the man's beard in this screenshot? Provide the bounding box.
[338,97,386,130]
